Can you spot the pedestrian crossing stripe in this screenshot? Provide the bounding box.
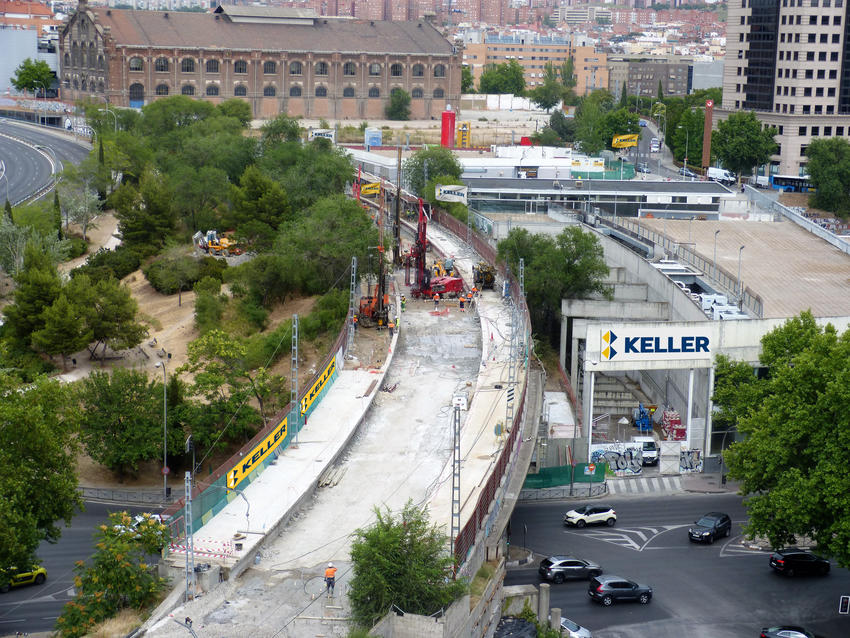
[606,476,682,494]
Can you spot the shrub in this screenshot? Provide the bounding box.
[66,237,88,259]
[238,298,268,331]
[71,246,141,283]
[144,255,226,295]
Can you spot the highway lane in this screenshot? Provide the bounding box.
[0,120,91,205]
[0,503,154,635]
[507,494,850,638]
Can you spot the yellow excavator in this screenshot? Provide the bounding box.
[193,230,242,256]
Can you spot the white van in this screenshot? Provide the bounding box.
[632,436,659,465]
[707,167,735,185]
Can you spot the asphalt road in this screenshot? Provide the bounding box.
[507,494,850,638]
[0,503,153,635]
[0,119,91,204]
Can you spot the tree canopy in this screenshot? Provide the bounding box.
[528,63,563,112]
[479,60,526,95]
[805,137,850,217]
[385,88,411,120]
[403,146,463,196]
[717,312,850,566]
[348,502,466,628]
[712,111,778,179]
[10,58,53,96]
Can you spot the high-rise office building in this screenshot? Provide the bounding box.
[721,0,850,176]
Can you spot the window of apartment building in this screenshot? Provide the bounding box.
[206,85,219,96]
[290,61,302,76]
[737,67,742,76]
[835,15,842,24]
[837,126,844,135]
[825,0,831,5]
[182,85,194,96]
[829,69,838,78]
[777,86,782,95]
[206,60,219,73]
[811,0,818,5]
[233,60,247,74]
[181,59,195,73]
[343,86,355,97]
[368,86,380,98]
[155,84,169,96]
[781,33,785,42]
[390,63,403,77]
[411,87,423,98]
[794,51,799,60]
[807,51,815,60]
[369,63,381,76]
[810,15,818,24]
[315,62,328,76]
[801,145,808,155]
[739,84,743,92]
[155,58,169,72]
[820,34,828,43]
[838,0,844,6]
[736,100,740,108]
[741,16,745,24]
[816,105,824,113]
[790,105,796,113]
[819,52,828,61]
[781,15,786,23]
[797,15,802,23]
[783,104,788,112]
[263,61,276,74]
[827,105,835,113]
[809,33,816,43]
[818,69,826,78]
[822,15,830,23]
[129,57,143,71]
[799,126,807,135]
[795,33,800,41]
[315,86,327,97]
[805,69,814,78]
[343,62,356,76]
[434,64,446,78]
[779,126,784,134]
[434,88,445,98]
[812,126,820,135]
[816,87,824,96]
[264,86,276,97]
[741,33,745,42]
[290,86,302,97]
[803,104,811,113]
[833,34,840,43]
[828,87,836,96]
[825,126,832,135]
[832,52,839,61]
[791,87,797,95]
[234,85,247,96]
[782,0,787,5]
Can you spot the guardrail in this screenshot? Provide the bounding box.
[78,486,176,506]
[745,185,850,255]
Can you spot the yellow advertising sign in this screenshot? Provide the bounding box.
[300,356,336,416]
[227,415,288,489]
[360,182,381,196]
[612,134,640,148]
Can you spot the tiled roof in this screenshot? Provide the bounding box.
[90,8,455,56]
[0,0,52,17]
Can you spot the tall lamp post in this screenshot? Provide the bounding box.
[155,361,168,500]
[713,229,720,280]
[678,124,689,181]
[103,103,117,133]
[737,245,745,303]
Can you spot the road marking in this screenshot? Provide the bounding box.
[567,524,689,551]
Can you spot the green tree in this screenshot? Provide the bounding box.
[168,163,229,232]
[403,146,463,196]
[528,63,563,112]
[497,227,609,345]
[657,79,664,100]
[712,111,778,181]
[56,511,169,638]
[226,165,291,249]
[560,57,576,90]
[479,60,526,95]
[619,81,628,109]
[31,293,92,370]
[281,140,354,211]
[260,114,302,146]
[548,109,577,143]
[805,137,850,216]
[2,243,63,346]
[113,167,175,251]
[574,97,607,155]
[461,65,475,93]
[53,189,62,239]
[348,501,466,629]
[216,98,253,125]
[717,313,850,566]
[600,107,641,150]
[0,374,81,576]
[386,88,412,120]
[671,107,705,166]
[10,58,53,96]
[60,157,107,241]
[5,199,13,223]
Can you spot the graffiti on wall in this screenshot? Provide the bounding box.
[590,443,643,476]
[679,449,703,473]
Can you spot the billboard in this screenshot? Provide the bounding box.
[601,327,712,362]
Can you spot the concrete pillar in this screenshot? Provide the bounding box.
[585,369,596,462]
[685,368,694,449]
[704,366,715,455]
[550,607,561,631]
[538,583,550,625]
[570,335,580,394]
[559,315,568,372]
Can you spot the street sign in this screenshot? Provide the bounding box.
[162,466,170,475]
[839,595,850,614]
[584,463,596,475]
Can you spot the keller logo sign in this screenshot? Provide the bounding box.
[435,184,468,205]
[601,327,712,362]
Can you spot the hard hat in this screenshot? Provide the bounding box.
[328,562,334,568]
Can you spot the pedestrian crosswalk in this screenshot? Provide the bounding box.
[606,476,682,495]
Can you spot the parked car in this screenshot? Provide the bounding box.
[679,167,698,178]
[587,574,652,606]
[0,566,47,593]
[636,163,651,174]
[639,119,648,127]
[539,555,602,583]
[688,512,732,543]
[560,616,593,638]
[769,549,830,577]
[759,626,815,638]
[564,504,617,528]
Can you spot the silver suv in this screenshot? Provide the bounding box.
[538,555,602,583]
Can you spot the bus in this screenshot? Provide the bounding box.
[769,174,814,192]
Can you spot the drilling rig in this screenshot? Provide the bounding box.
[358,184,389,328]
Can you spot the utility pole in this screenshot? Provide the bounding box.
[291,314,300,445]
[451,405,461,561]
[347,256,357,354]
[394,146,402,266]
[184,471,195,602]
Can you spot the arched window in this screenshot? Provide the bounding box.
[263,85,276,97]
[290,61,302,76]
[343,61,356,76]
[234,60,248,74]
[411,87,423,98]
[64,53,70,67]
[81,79,87,91]
[182,85,195,95]
[129,82,144,100]
[155,84,169,96]
[290,85,302,97]
[315,61,329,76]
[155,57,169,72]
[412,63,424,77]
[206,84,220,96]
[99,55,106,70]
[206,59,220,73]
[234,84,247,96]
[390,63,403,77]
[343,86,355,97]
[98,81,104,93]
[434,64,446,78]
[369,63,381,76]
[368,86,380,98]
[315,85,327,97]
[181,58,195,73]
[263,61,277,74]
[433,88,445,98]
[73,79,79,90]
[89,43,95,68]
[71,42,78,66]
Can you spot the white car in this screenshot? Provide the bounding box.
[564,504,617,528]
[561,616,593,638]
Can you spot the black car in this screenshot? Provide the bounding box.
[588,574,652,606]
[688,512,732,543]
[539,555,602,584]
[769,548,830,577]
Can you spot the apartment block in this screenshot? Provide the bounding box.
[608,56,693,99]
[721,0,850,175]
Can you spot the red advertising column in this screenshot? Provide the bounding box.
[440,107,456,148]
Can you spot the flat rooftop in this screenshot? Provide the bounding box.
[643,218,850,318]
[466,177,733,196]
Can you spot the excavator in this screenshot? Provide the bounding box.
[193,230,242,256]
[472,262,496,290]
[358,187,390,328]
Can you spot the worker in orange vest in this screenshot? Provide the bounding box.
[325,562,337,596]
[388,317,395,337]
[467,291,474,310]
[472,286,479,297]
[433,292,440,310]
[352,313,358,331]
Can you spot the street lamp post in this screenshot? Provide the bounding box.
[103,103,117,133]
[155,361,168,501]
[713,229,720,281]
[678,124,689,181]
[737,245,745,302]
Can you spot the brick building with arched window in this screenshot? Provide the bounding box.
[59,2,461,119]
